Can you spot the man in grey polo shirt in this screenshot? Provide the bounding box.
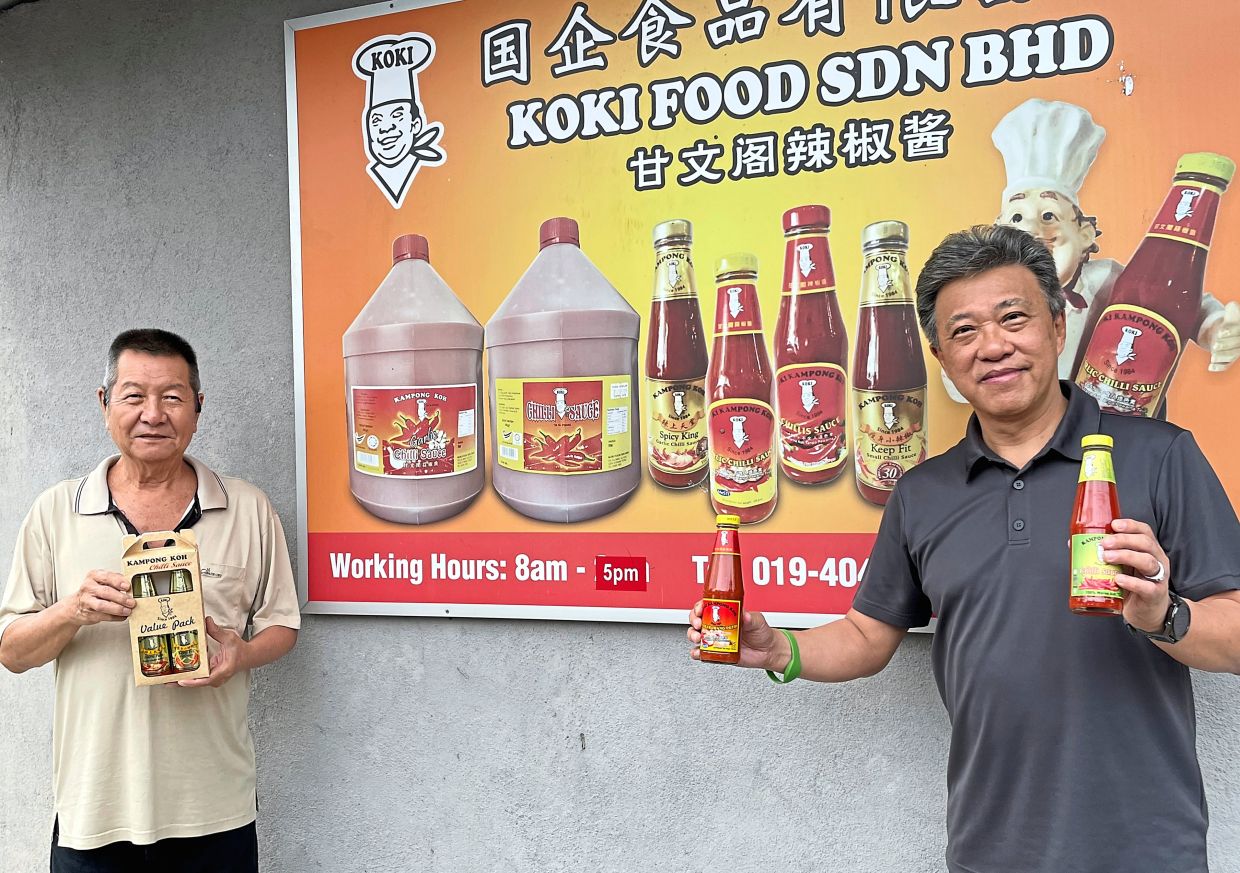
[689,225,1240,872]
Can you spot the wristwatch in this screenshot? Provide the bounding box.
[1126,590,1191,644]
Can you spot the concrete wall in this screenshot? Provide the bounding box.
[0,2,1236,871]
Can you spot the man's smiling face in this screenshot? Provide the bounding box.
[367,101,420,166]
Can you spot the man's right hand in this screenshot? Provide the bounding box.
[687,601,792,672]
[67,571,135,626]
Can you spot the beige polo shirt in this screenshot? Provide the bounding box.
[0,454,301,850]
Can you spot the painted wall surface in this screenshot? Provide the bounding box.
[0,2,1236,871]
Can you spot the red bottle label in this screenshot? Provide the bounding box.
[714,282,763,336]
[1075,305,1181,417]
[782,233,835,294]
[776,364,847,472]
[700,597,741,654]
[1147,183,1222,249]
[350,385,478,478]
[708,400,776,509]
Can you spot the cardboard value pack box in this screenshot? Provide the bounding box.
[122,530,211,686]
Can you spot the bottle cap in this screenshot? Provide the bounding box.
[861,220,910,250]
[392,234,430,263]
[716,252,758,277]
[540,217,580,249]
[1081,434,1114,450]
[783,205,831,233]
[653,219,692,245]
[1175,152,1236,184]
[715,514,741,527]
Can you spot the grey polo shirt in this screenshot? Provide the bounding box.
[853,382,1240,873]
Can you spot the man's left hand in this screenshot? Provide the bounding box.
[1104,518,1172,633]
[177,617,247,688]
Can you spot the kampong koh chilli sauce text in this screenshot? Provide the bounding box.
[773,205,849,485]
[1070,434,1125,616]
[706,253,777,524]
[699,514,745,665]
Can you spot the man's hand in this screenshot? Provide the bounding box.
[68,571,135,626]
[687,601,791,672]
[177,617,246,688]
[1204,300,1240,372]
[1104,518,1173,632]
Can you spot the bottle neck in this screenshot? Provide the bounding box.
[1079,448,1115,484]
[714,526,740,554]
[783,228,835,295]
[653,243,697,301]
[714,275,763,337]
[1141,174,1227,250]
[859,247,913,306]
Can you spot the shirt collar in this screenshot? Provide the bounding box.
[963,381,1102,479]
[74,453,229,516]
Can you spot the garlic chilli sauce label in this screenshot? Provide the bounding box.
[853,388,926,491]
[656,245,695,299]
[495,376,632,475]
[1070,534,1124,601]
[350,385,478,478]
[1076,305,1181,416]
[648,378,708,475]
[708,400,776,508]
[700,598,741,654]
[777,364,847,472]
[1147,182,1222,250]
[861,250,913,304]
[714,282,762,335]
[783,232,835,294]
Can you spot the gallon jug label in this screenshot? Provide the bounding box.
[708,399,776,509]
[853,387,926,491]
[495,376,633,475]
[776,364,847,473]
[350,385,478,478]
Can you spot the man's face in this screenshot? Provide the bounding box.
[931,264,1065,422]
[998,190,1096,286]
[367,101,420,166]
[100,351,200,465]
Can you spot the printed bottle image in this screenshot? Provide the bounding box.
[645,219,709,489]
[773,204,849,484]
[1070,435,1124,616]
[133,573,170,678]
[699,514,745,665]
[486,218,641,522]
[851,220,927,506]
[167,568,200,673]
[706,253,777,524]
[343,234,485,524]
[1074,153,1234,416]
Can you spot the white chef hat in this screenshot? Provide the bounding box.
[353,32,435,109]
[992,99,1106,205]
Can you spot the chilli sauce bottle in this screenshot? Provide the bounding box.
[706,253,777,524]
[1069,435,1125,615]
[773,204,849,484]
[1074,152,1234,416]
[645,220,709,488]
[699,514,744,664]
[133,573,170,678]
[851,221,927,506]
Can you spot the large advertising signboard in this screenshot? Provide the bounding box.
[286,0,1240,623]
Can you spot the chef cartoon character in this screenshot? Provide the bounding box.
[352,32,446,209]
[940,99,1240,402]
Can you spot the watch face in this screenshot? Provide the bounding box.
[1170,598,1191,640]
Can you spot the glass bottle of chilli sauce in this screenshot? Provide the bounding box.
[699,514,745,664]
[851,221,927,506]
[645,220,709,488]
[1074,152,1234,416]
[773,205,849,484]
[706,253,777,524]
[167,568,201,673]
[134,573,170,678]
[1070,434,1125,615]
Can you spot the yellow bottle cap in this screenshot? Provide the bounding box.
[716,252,758,277]
[1175,152,1236,184]
[716,514,741,527]
[653,219,692,245]
[1081,434,1113,450]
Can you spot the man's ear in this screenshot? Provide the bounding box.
[98,386,108,413]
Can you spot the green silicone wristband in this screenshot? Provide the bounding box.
[765,628,801,684]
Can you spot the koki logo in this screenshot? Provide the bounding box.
[882,402,898,430]
[726,287,745,318]
[1175,189,1202,222]
[796,243,815,278]
[1116,326,1141,366]
[799,379,819,414]
[730,415,750,449]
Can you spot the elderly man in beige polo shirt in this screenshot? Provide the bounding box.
[0,328,300,873]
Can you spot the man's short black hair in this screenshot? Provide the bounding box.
[102,329,201,403]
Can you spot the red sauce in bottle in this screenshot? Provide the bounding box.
[1069,434,1125,616]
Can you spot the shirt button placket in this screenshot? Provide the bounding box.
[1009,475,1030,543]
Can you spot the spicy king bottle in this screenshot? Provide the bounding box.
[343,234,485,524]
[706,253,777,524]
[1070,435,1124,616]
[851,221,927,506]
[487,218,641,522]
[773,205,849,485]
[645,220,709,489]
[699,514,745,665]
[1074,153,1234,416]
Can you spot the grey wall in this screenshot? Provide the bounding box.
[0,2,1237,872]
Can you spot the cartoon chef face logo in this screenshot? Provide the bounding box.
[353,32,446,209]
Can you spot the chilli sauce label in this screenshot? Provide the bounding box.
[1146,182,1222,250]
[1070,534,1124,601]
[782,233,835,294]
[715,282,762,335]
[495,376,632,475]
[656,246,695,299]
[1079,449,1115,484]
[861,251,913,305]
[648,377,708,475]
[853,388,926,491]
[350,385,478,479]
[708,400,776,508]
[1076,305,1181,417]
[700,598,741,654]
[776,364,847,472]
